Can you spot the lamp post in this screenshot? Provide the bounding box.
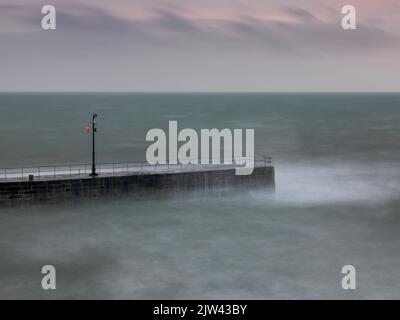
[90,113,98,177]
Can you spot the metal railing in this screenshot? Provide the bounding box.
[0,157,272,182]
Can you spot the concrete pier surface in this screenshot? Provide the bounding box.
[0,160,275,204]
[0,160,271,183]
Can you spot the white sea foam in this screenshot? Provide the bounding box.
[273,163,400,206]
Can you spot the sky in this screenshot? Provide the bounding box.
[0,0,399,92]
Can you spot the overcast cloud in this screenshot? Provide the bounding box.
[0,0,399,91]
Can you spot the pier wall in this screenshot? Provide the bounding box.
[0,166,274,204]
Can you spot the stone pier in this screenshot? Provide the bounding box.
[0,166,275,204]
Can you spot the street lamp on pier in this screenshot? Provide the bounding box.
[90,113,98,177]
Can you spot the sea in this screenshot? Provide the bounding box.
[0,93,400,299]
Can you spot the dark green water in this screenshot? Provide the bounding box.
[1,93,400,299]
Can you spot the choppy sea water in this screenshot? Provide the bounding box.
[1,93,400,299]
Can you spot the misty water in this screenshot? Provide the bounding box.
[1,93,400,299]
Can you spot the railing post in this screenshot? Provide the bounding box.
[22,168,24,181]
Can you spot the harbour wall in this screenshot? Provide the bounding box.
[0,166,275,204]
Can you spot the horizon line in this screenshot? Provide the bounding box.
[0,91,399,94]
